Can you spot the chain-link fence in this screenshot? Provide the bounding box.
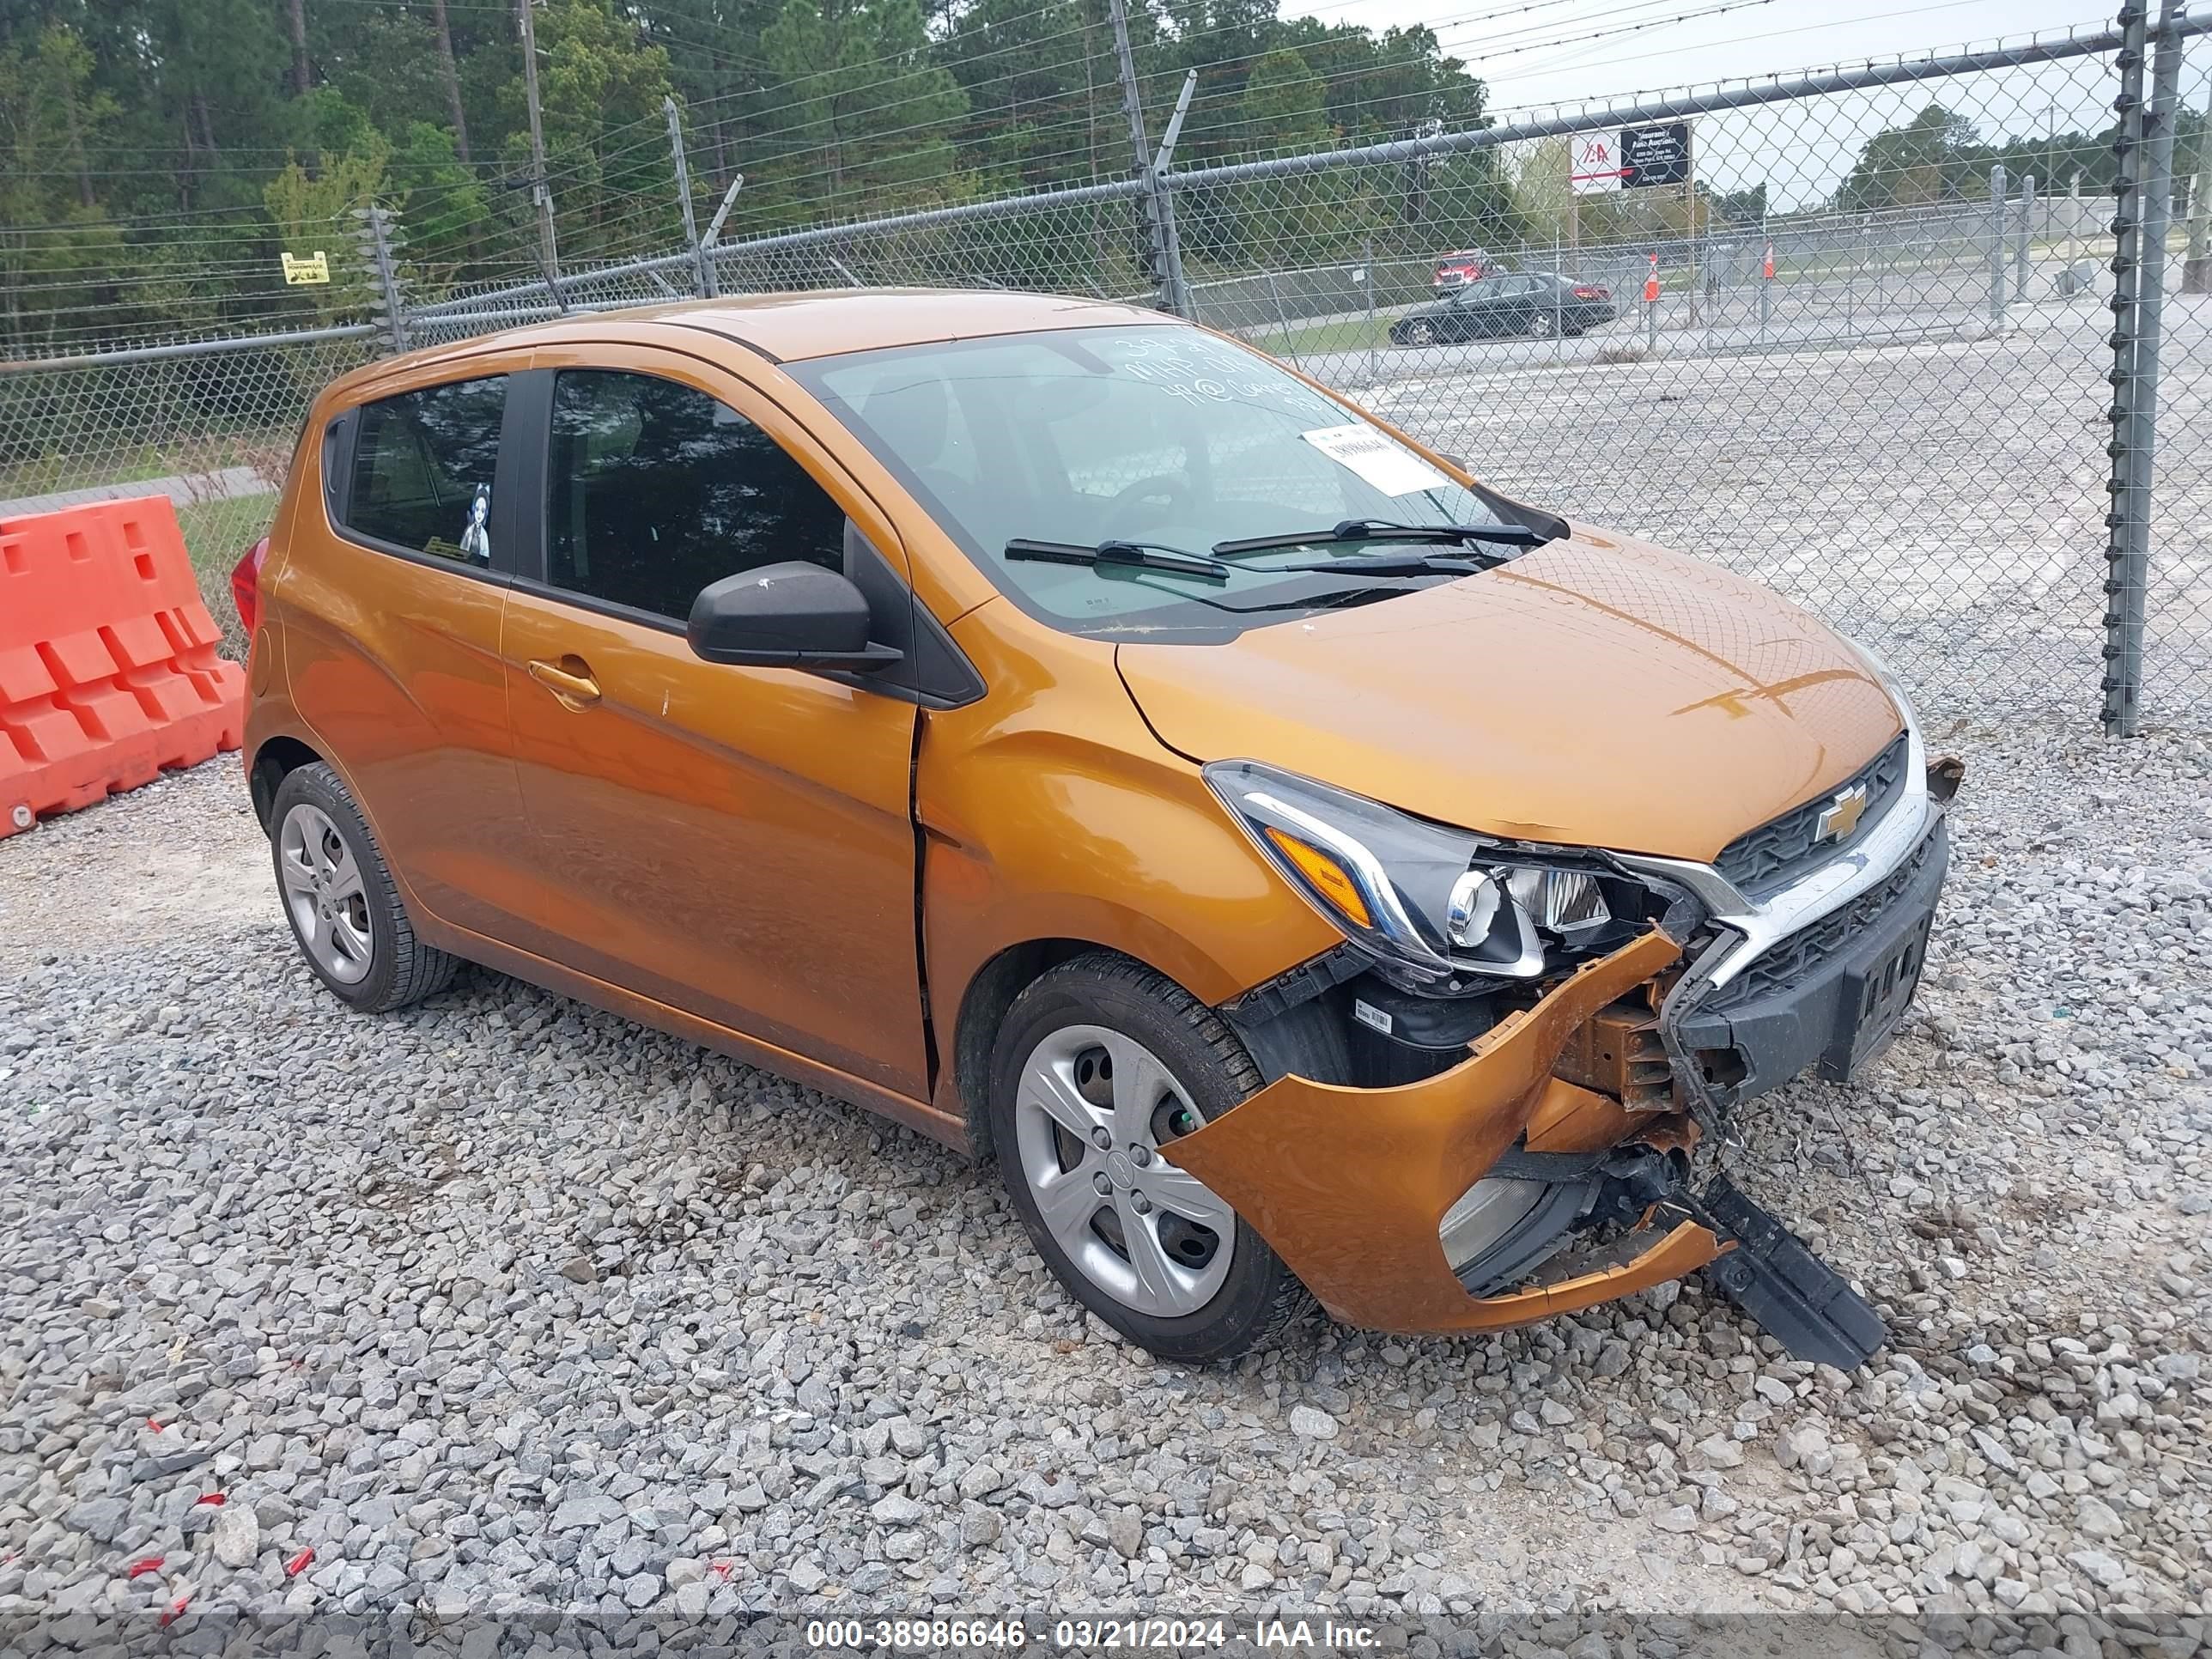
[4,11,2208,731]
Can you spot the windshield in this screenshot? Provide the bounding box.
[787,325,1516,640]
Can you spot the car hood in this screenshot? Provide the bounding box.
[1114,531,1902,863]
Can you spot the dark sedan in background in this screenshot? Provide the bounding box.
[1390,272,1618,345]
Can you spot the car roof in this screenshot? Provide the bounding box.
[340,289,1175,399]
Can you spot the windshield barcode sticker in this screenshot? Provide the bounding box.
[1300,422,1452,496]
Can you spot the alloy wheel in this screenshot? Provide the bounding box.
[276,803,374,984]
[1012,1024,1237,1316]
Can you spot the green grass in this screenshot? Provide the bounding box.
[1253,316,1401,357]
[0,438,276,502]
[175,495,273,662]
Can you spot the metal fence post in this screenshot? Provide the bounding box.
[1151,73,1197,320]
[356,204,408,355]
[1759,217,1771,342]
[1363,235,1377,382]
[515,0,562,302]
[1266,271,1300,368]
[665,97,714,298]
[2186,77,2212,293]
[2015,172,2035,301]
[1989,162,2009,330]
[699,173,744,296]
[2103,0,2185,735]
[1108,0,1190,319]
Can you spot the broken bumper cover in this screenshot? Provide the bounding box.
[1163,929,1731,1335]
[1164,926,1890,1364]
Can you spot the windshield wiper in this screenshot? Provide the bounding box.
[1005,538,1230,581]
[1266,551,1487,578]
[1212,518,1550,558]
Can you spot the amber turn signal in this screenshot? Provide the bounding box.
[1262,826,1372,928]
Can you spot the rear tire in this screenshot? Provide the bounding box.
[987,952,1310,1363]
[270,763,459,1014]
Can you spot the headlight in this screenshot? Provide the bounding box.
[1204,760,1648,990]
[1846,635,1920,732]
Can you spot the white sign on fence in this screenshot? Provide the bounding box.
[1570,135,1626,195]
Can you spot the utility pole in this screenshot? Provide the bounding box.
[516,0,562,298]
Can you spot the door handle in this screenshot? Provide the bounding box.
[527,657,602,708]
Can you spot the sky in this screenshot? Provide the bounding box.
[1270,0,2191,210]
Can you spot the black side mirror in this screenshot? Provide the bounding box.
[687,562,902,672]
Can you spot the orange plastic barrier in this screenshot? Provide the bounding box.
[0,496,245,838]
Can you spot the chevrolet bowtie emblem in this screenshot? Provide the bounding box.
[1815,782,1869,843]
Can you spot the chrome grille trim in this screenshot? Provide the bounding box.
[1616,708,1933,991]
[1714,732,1911,896]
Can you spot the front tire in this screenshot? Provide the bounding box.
[1402,319,1437,347]
[270,763,459,1013]
[987,953,1310,1363]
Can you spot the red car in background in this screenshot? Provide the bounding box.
[1432,249,1504,290]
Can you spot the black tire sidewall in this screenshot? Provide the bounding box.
[269,764,408,1012]
[987,962,1292,1364]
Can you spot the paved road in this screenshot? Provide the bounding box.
[0,464,273,522]
[1279,295,2102,392]
[1337,291,2212,726]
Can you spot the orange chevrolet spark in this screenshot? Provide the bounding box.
[235,290,1958,1367]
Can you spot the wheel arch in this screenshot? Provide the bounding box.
[247,733,325,830]
[952,937,1210,1164]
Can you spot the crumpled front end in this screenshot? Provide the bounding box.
[1163,757,1959,1369]
[1163,928,1729,1335]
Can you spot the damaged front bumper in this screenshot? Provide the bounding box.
[1165,932,1728,1334]
[1166,774,1957,1368]
[1166,927,1887,1365]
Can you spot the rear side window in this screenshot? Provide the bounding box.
[343,375,507,564]
[545,369,847,623]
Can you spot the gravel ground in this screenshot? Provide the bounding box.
[1,716,2208,1642]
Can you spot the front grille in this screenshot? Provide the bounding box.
[1712,821,1942,1008]
[1715,732,1910,896]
